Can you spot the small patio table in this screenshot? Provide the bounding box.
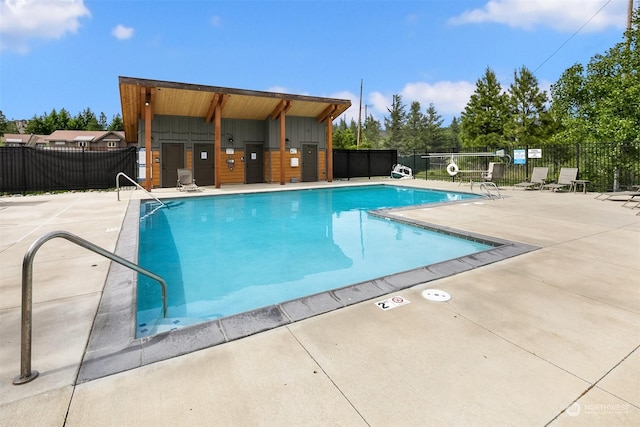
[572,180,590,194]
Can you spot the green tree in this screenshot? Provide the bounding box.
[384,94,406,149]
[70,107,100,130]
[460,67,510,148]
[423,103,446,152]
[108,114,124,131]
[443,117,462,151]
[361,114,383,148]
[551,9,640,143]
[0,110,19,135]
[505,66,550,145]
[333,127,356,149]
[57,108,72,130]
[98,112,108,130]
[404,101,425,152]
[25,113,54,134]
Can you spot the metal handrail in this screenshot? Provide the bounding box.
[116,172,166,207]
[479,182,503,200]
[13,230,168,385]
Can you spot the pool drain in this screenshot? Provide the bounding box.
[422,289,451,302]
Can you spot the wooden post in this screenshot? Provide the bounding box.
[214,101,221,189]
[144,101,152,191]
[327,117,333,182]
[280,112,286,185]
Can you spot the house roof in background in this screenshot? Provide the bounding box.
[2,133,46,146]
[46,130,125,142]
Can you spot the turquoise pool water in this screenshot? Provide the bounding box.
[136,185,489,336]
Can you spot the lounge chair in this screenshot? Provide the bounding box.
[514,167,548,190]
[542,168,578,192]
[177,168,200,192]
[595,190,640,201]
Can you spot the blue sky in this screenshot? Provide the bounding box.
[0,0,633,127]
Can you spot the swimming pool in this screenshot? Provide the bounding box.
[136,185,490,336]
[78,183,537,383]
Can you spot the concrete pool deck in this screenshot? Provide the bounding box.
[1,180,638,426]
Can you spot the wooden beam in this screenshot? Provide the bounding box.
[270,100,286,120]
[206,94,229,122]
[317,104,337,123]
[205,94,220,123]
[219,93,229,112]
[270,99,292,120]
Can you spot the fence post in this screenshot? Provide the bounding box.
[82,147,87,190]
[22,146,27,195]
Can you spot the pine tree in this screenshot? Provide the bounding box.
[505,66,549,145]
[404,101,425,153]
[384,94,406,149]
[423,103,446,152]
[460,67,510,148]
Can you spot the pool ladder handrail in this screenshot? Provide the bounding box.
[116,172,166,208]
[13,230,168,385]
[479,182,503,200]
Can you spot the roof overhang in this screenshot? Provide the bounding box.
[119,76,352,144]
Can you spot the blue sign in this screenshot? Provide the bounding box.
[513,149,526,165]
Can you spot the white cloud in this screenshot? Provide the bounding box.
[449,0,627,32]
[401,81,475,116]
[0,0,91,52]
[367,81,475,124]
[112,24,134,40]
[269,84,473,126]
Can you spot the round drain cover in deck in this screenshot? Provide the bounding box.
[422,289,451,302]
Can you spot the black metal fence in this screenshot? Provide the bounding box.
[398,142,640,192]
[0,146,137,194]
[334,149,397,180]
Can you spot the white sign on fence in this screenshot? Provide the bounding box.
[528,148,542,158]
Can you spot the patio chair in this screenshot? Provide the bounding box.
[481,162,505,183]
[514,167,548,190]
[542,168,578,192]
[475,162,505,199]
[177,168,200,192]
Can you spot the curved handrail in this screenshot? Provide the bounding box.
[13,230,168,385]
[116,172,166,207]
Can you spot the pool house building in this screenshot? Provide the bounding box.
[118,76,352,190]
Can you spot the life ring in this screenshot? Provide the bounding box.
[446,162,459,176]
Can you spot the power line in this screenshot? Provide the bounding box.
[533,0,613,73]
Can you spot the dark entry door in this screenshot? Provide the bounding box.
[193,143,214,186]
[245,142,264,184]
[161,143,184,187]
[301,144,318,182]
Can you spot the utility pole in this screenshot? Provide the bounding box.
[628,0,633,32]
[356,79,362,148]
